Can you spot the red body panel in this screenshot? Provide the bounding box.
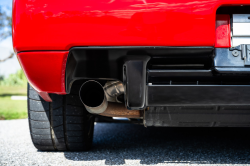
[18,51,68,94]
[215,15,231,48]
[13,0,250,97]
[38,92,52,102]
[13,0,250,52]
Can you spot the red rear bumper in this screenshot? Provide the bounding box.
[18,51,68,94]
[13,0,250,52]
[13,0,250,99]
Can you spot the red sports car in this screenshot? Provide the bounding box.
[13,0,250,151]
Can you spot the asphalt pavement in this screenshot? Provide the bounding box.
[1,119,250,166]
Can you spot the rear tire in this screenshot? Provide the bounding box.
[27,83,95,151]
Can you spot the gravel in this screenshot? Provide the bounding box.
[1,119,250,166]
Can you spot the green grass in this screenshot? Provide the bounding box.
[0,86,28,120]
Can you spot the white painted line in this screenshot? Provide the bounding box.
[11,96,27,100]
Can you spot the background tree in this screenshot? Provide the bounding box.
[0,6,13,63]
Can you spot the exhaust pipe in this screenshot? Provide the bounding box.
[79,80,108,114]
[79,80,142,118]
[104,81,124,103]
[100,103,142,118]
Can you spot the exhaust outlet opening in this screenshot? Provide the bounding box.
[80,81,104,107]
[79,80,107,114]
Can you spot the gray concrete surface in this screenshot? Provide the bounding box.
[1,119,250,166]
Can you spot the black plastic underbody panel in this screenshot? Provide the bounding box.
[144,106,250,127]
[147,85,250,106]
[214,45,250,73]
[66,47,213,93]
[67,46,250,107]
[123,56,150,110]
[146,45,250,107]
[67,46,250,127]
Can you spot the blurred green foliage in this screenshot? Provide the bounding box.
[0,70,27,86]
[0,86,27,120]
[0,6,12,40]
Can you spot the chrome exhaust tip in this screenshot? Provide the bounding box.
[79,80,108,114]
